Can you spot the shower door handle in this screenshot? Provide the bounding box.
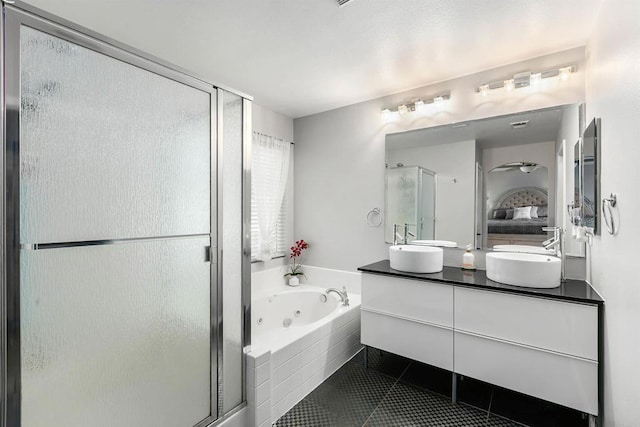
[205,246,217,263]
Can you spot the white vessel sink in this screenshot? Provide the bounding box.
[389,245,443,273]
[486,252,561,288]
[492,244,555,255]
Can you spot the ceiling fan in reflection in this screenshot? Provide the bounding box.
[491,162,540,174]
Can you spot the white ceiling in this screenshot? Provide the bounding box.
[23,0,603,118]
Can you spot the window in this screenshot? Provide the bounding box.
[251,189,288,260]
[250,133,291,261]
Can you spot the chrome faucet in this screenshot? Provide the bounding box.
[326,286,349,306]
[543,226,566,282]
[392,223,416,245]
[404,223,416,244]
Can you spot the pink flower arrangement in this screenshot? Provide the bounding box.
[284,239,309,277]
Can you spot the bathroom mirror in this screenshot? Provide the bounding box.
[573,139,582,217]
[581,118,600,234]
[385,104,581,250]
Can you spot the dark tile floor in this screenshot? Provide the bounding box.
[275,348,590,427]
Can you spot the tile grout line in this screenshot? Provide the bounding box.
[482,385,530,427]
[360,360,414,426]
[485,387,495,424]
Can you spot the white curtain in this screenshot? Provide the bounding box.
[252,132,291,261]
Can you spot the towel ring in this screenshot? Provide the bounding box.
[602,193,617,235]
[366,208,383,228]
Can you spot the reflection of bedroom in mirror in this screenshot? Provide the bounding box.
[486,167,549,248]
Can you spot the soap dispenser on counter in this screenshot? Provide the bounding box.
[462,244,476,270]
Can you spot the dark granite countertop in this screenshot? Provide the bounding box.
[358,260,604,305]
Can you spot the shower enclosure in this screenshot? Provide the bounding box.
[1,4,250,426]
[384,166,437,243]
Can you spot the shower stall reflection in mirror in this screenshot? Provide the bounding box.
[1,4,251,427]
[384,166,437,243]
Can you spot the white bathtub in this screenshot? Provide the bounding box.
[253,288,343,348]
[246,284,362,427]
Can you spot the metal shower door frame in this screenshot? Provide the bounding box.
[0,4,251,426]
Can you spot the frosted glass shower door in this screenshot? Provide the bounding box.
[385,167,419,243]
[20,238,212,427]
[419,170,436,240]
[19,26,211,243]
[8,13,217,427]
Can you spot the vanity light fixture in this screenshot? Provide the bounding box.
[530,72,542,86]
[559,66,572,81]
[503,79,515,92]
[381,108,398,123]
[476,65,576,95]
[381,92,450,122]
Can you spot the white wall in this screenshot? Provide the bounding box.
[586,0,640,425]
[386,140,476,246]
[252,103,295,273]
[294,48,585,271]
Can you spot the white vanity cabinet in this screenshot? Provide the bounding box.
[360,272,600,416]
[454,287,599,415]
[360,274,454,370]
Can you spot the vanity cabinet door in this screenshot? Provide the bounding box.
[361,274,454,371]
[362,311,453,371]
[454,287,598,360]
[453,286,599,416]
[362,274,453,327]
[455,331,598,415]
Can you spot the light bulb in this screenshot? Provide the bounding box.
[530,73,542,86]
[381,108,394,123]
[479,85,489,97]
[433,96,445,104]
[504,79,515,92]
[559,67,572,81]
[398,104,409,115]
[414,100,426,112]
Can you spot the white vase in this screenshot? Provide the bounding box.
[288,276,300,287]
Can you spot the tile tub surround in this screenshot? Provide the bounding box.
[247,266,363,426]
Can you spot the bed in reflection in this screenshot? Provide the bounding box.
[487,188,549,248]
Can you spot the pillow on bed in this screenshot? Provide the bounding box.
[530,206,539,218]
[505,208,515,220]
[492,209,507,219]
[513,206,532,220]
[537,206,548,217]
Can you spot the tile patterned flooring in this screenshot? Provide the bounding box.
[275,348,589,427]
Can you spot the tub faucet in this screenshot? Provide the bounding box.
[543,226,566,282]
[326,286,349,306]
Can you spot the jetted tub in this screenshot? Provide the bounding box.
[246,285,362,426]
